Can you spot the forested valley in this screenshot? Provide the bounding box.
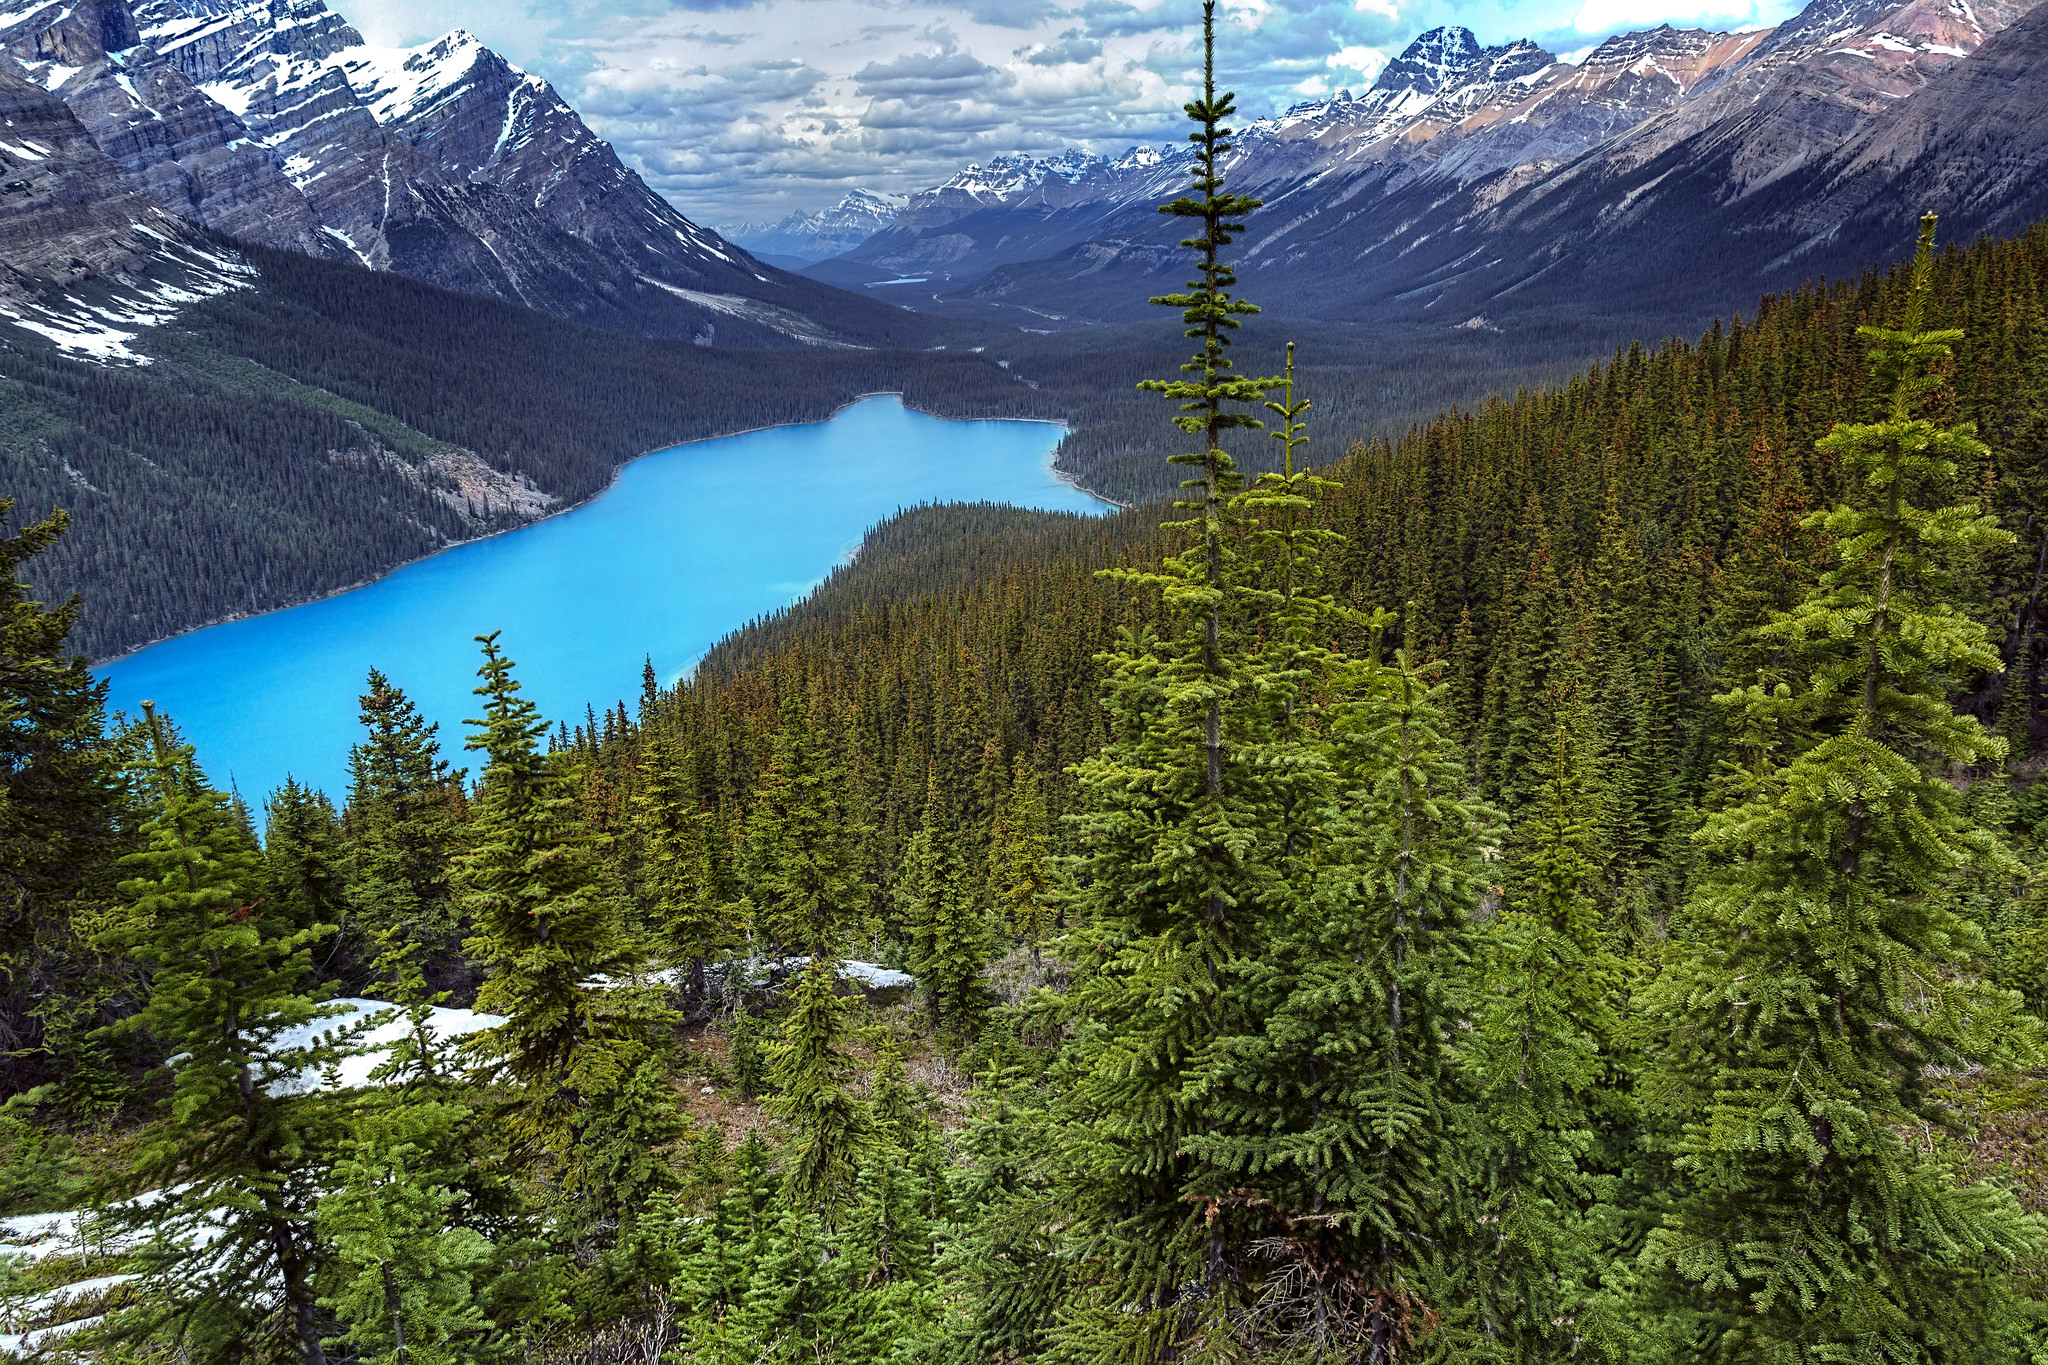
[10,11,2048,1362]
[1,225,1635,663]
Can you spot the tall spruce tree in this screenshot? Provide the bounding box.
[1191,634,1485,1362]
[990,755,1054,969]
[1006,9,1344,1358]
[741,694,863,959]
[457,633,634,1158]
[630,729,732,989]
[899,771,988,1042]
[265,779,345,944]
[345,671,462,985]
[94,705,352,1365]
[1639,217,2048,1362]
[766,955,874,1219]
[0,500,127,1099]
[1465,716,1626,1363]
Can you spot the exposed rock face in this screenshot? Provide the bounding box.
[0,62,205,290]
[0,65,257,363]
[0,0,920,347]
[1781,1,2048,244]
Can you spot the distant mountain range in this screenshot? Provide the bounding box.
[726,189,909,268]
[7,0,2046,355]
[777,0,2048,333]
[0,0,933,351]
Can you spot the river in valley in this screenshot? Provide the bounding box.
[96,396,1107,802]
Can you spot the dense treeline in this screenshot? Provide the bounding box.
[7,14,2048,1362]
[640,214,2048,938]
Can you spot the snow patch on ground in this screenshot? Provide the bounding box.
[841,961,915,990]
[269,998,505,1094]
[0,1313,101,1357]
[637,278,853,347]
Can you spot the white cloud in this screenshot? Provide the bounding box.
[1570,0,1783,35]
[1327,43,1391,83]
[317,0,1808,223]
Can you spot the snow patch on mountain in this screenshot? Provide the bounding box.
[0,225,254,363]
[728,187,909,261]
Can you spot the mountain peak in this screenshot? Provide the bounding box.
[1374,26,1486,94]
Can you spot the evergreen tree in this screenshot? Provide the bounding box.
[94,704,353,1365]
[1640,217,2048,1362]
[265,778,346,943]
[767,955,874,1218]
[317,1101,495,1365]
[0,500,128,1099]
[819,1143,943,1365]
[990,755,1054,969]
[457,633,634,1158]
[1465,719,1626,1363]
[576,1043,691,1235]
[741,694,864,959]
[900,771,989,1042]
[1000,13,1382,1358]
[345,671,462,985]
[629,729,732,988]
[1192,637,1484,1361]
[668,1132,778,1365]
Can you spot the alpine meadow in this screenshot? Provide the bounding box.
[11,1,2048,1363]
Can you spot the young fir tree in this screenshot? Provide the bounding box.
[733,1201,832,1359]
[629,729,732,990]
[265,778,346,942]
[767,954,874,1218]
[669,1130,778,1357]
[741,693,864,959]
[345,670,462,981]
[990,755,1054,969]
[1191,633,1485,1361]
[456,633,635,1158]
[1464,715,1626,1363]
[0,500,128,1101]
[316,1101,496,1365]
[1639,216,2048,1362]
[93,704,353,1365]
[899,770,989,1042]
[817,1142,943,1365]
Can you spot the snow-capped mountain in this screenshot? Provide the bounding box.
[728,189,909,263]
[807,0,2047,335]
[0,0,927,347]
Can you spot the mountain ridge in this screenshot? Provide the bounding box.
[795,0,2044,337]
[0,0,939,349]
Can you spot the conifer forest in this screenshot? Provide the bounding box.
[13,9,2048,1363]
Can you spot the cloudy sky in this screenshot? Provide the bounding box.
[341,0,1806,225]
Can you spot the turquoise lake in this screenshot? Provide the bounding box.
[97,397,1107,802]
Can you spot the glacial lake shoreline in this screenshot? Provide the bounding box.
[96,396,1111,801]
[90,390,1115,669]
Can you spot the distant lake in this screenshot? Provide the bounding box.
[97,396,1106,802]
